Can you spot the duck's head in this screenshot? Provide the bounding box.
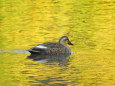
[59,36,73,46]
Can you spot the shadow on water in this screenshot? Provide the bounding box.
[27,53,71,66]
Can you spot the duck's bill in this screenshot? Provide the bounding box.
[68,41,73,45]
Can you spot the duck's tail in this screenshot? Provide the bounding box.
[28,50,41,54]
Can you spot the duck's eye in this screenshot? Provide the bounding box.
[65,40,69,44]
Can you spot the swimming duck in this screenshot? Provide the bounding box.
[28,36,73,54]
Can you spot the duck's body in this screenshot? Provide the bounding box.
[28,36,73,54]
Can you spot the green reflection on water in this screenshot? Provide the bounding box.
[0,0,115,86]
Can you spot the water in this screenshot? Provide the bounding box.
[0,50,29,53]
[0,51,114,86]
[0,0,115,86]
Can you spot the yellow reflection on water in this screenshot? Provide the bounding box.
[0,0,115,86]
[0,52,115,86]
[0,0,114,51]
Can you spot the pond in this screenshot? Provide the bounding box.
[0,0,115,86]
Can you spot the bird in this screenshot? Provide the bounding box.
[28,36,73,55]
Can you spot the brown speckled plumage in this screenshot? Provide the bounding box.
[28,36,73,54]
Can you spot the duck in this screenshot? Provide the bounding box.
[28,36,73,54]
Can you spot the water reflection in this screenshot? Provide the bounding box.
[0,50,30,54]
[28,53,71,66]
[0,0,114,85]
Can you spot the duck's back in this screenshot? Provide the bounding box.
[41,42,64,48]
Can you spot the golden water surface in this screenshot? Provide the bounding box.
[0,0,115,86]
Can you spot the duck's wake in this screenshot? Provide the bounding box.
[0,50,30,54]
